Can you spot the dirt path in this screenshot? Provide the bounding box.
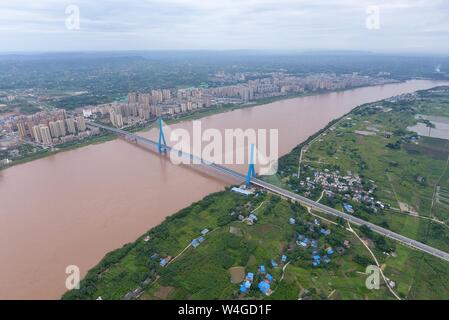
[346,222,401,300]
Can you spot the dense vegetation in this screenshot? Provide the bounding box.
[63,187,449,300]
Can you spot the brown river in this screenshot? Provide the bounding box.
[0,80,446,299]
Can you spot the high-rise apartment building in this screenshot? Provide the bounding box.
[151,90,163,104]
[17,122,27,138]
[49,121,61,138]
[138,93,151,106]
[128,92,138,104]
[32,125,42,143]
[75,116,87,132]
[57,120,66,136]
[110,110,124,128]
[66,118,77,134]
[162,89,171,100]
[39,125,52,145]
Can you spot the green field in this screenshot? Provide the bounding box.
[63,188,449,300]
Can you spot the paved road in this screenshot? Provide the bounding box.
[251,178,449,262]
[89,121,449,262]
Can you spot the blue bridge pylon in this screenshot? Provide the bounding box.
[246,144,256,187]
[158,117,167,153]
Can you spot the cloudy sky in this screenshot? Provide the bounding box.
[1,0,448,54]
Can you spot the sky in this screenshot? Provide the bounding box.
[0,0,448,54]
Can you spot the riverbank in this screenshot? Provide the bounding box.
[3,79,447,299]
[0,83,394,172]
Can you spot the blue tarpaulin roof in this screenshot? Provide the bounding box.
[191,239,200,247]
[258,281,271,295]
[240,280,251,293]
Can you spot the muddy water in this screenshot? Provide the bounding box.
[0,80,446,299]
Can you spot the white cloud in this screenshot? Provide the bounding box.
[0,0,447,53]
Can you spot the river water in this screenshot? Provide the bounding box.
[0,80,446,299]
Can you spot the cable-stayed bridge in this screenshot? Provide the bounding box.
[87,120,449,262]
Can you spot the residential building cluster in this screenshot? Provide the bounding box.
[1,109,99,147]
[81,72,394,128]
[300,167,387,213]
[292,217,350,267]
[239,255,288,297]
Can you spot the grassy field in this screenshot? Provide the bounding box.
[275,87,449,253]
[63,187,449,300]
[264,86,449,300]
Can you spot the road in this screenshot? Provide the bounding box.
[251,177,449,262]
[88,121,449,262]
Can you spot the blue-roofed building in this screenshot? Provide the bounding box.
[289,218,296,225]
[191,239,200,248]
[198,236,205,243]
[248,214,258,222]
[326,247,334,255]
[258,281,271,296]
[312,255,321,261]
[281,255,287,263]
[320,228,331,236]
[231,187,253,196]
[201,229,209,236]
[311,240,318,248]
[343,203,354,214]
[298,237,309,247]
[240,280,251,293]
[266,274,273,282]
[271,259,278,268]
[312,260,321,267]
[259,265,266,274]
[246,272,254,282]
[160,258,168,267]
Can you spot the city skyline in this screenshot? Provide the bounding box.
[1,0,449,54]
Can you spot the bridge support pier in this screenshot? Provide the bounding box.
[158,117,167,153]
[246,144,256,187]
